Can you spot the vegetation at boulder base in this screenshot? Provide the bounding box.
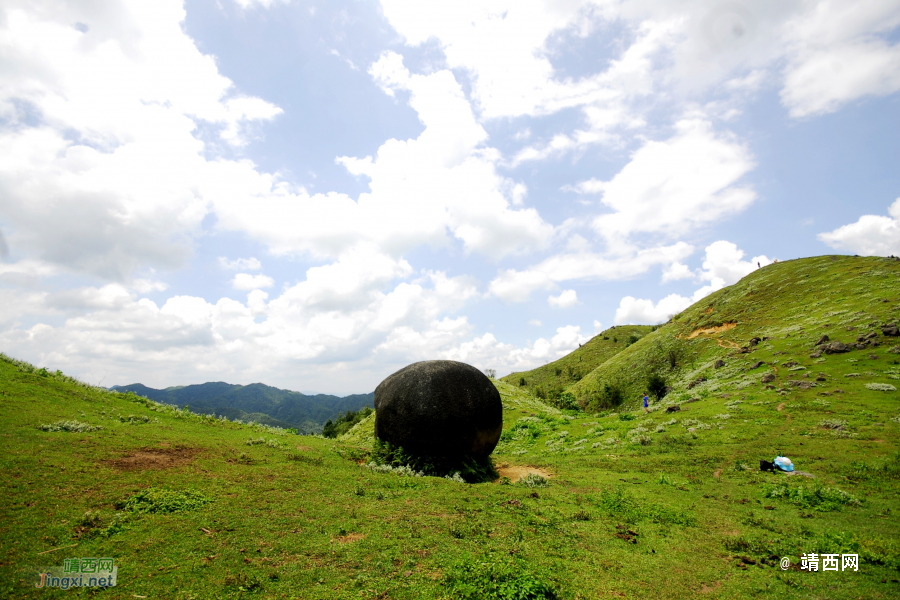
[1,255,899,599]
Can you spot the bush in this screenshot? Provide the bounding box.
[585,383,623,412]
[866,383,896,391]
[444,558,559,600]
[647,373,667,401]
[322,407,373,438]
[553,392,578,411]
[118,488,213,514]
[763,483,861,511]
[515,473,549,488]
[38,420,101,433]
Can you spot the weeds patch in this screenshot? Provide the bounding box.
[118,487,213,514]
[597,488,695,526]
[763,483,860,511]
[444,557,559,600]
[38,420,101,433]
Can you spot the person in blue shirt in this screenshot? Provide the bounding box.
[643,392,649,413]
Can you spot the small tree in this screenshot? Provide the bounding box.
[647,373,667,401]
[484,368,496,379]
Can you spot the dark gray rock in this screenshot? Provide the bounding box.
[374,360,502,458]
[815,334,830,346]
[749,361,764,370]
[686,376,707,389]
[854,341,869,350]
[809,350,823,358]
[865,331,878,340]
[761,373,776,383]
[883,323,899,336]
[890,346,900,354]
[823,341,851,354]
[786,380,816,389]
[714,359,725,369]
[783,361,799,368]
[665,405,681,413]
[749,337,760,347]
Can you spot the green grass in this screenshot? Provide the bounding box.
[2,255,900,599]
[500,324,654,401]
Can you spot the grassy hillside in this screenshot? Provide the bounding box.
[115,381,375,434]
[501,325,653,402]
[569,255,900,410]
[1,256,899,599]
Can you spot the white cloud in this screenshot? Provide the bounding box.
[780,0,900,117]
[528,319,542,326]
[488,241,694,302]
[614,240,771,324]
[593,319,603,334]
[218,257,263,271]
[232,273,275,290]
[817,199,900,256]
[132,279,169,293]
[233,0,290,10]
[0,0,283,280]
[211,52,554,263]
[575,118,756,244]
[548,289,579,308]
[615,294,693,325]
[441,325,589,374]
[661,262,692,283]
[488,269,554,303]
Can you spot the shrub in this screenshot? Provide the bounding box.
[368,439,498,483]
[647,373,667,400]
[118,488,213,514]
[586,383,624,412]
[515,473,549,488]
[866,383,897,391]
[444,558,559,600]
[630,434,652,446]
[322,407,373,438]
[763,483,861,511]
[553,392,578,411]
[38,420,101,433]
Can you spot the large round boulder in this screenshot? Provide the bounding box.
[374,360,502,458]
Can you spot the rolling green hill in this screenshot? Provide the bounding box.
[500,324,654,401]
[1,254,899,599]
[567,255,900,409]
[114,381,374,434]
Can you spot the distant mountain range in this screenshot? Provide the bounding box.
[113,381,374,434]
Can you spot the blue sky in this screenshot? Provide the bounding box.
[1,0,899,394]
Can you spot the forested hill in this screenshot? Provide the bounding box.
[113,381,373,434]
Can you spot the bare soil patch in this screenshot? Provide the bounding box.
[686,322,737,339]
[495,465,552,482]
[777,402,786,412]
[105,447,201,471]
[334,533,365,544]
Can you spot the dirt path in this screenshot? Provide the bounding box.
[495,465,552,482]
[716,338,742,349]
[777,402,785,412]
[686,323,737,339]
